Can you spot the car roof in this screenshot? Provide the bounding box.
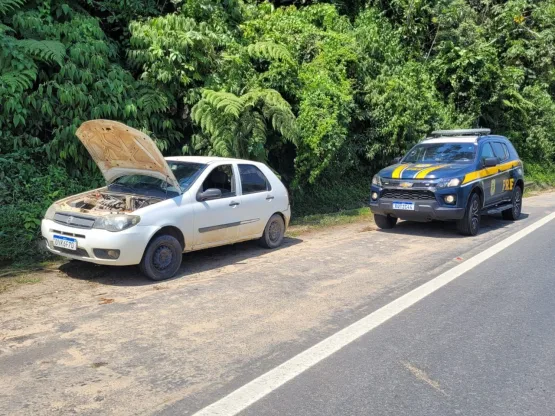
[164,156,262,165]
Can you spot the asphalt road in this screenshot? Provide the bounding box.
[238,211,555,415]
[1,192,555,415]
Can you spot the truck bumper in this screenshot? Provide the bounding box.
[369,199,465,221]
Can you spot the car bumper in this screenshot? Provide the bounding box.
[369,199,465,221]
[41,219,157,265]
[283,206,291,228]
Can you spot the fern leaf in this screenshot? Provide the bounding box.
[0,23,14,34]
[17,40,66,65]
[0,68,36,91]
[201,90,244,118]
[0,0,25,15]
[247,41,294,65]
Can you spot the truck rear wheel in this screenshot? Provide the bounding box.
[502,185,522,221]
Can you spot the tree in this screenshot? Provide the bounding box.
[191,88,297,161]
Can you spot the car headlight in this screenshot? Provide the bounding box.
[372,175,382,186]
[44,204,57,220]
[436,178,461,188]
[93,215,140,232]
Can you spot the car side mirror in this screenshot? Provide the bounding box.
[483,157,498,168]
[392,156,402,164]
[198,188,222,201]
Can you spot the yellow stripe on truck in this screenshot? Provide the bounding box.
[414,164,448,179]
[462,160,521,185]
[392,164,409,179]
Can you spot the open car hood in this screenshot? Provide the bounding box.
[75,120,181,193]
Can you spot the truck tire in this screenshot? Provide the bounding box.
[502,185,523,221]
[457,192,481,236]
[374,214,397,230]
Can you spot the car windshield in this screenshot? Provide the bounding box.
[108,161,206,198]
[403,143,476,164]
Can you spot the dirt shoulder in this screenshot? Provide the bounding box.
[1,192,554,416]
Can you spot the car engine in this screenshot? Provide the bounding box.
[64,191,162,213]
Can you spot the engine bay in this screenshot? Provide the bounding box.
[64,191,162,213]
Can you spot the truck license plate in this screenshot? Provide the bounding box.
[392,201,414,211]
[53,235,77,251]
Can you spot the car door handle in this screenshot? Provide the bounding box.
[229,201,240,207]
[266,195,275,200]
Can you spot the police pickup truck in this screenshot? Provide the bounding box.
[369,129,524,236]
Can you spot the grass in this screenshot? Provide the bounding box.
[287,207,373,237]
[0,274,42,294]
[524,163,555,194]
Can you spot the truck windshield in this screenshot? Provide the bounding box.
[108,162,206,198]
[403,143,476,164]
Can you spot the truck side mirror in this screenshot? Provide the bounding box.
[483,157,498,168]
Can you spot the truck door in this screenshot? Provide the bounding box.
[478,142,502,206]
[491,141,513,203]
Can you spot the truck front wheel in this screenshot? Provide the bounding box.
[374,214,397,230]
[457,192,481,236]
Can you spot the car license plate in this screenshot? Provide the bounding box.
[53,235,77,251]
[392,201,414,211]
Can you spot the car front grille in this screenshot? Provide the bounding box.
[380,189,436,201]
[54,213,95,229]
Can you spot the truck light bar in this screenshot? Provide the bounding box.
[431,128,491,137]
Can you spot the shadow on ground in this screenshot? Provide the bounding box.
[58,237,303,287]
[377,213,530,239]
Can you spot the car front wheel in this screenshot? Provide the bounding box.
[259,214,285,249]
[139,234,183,281]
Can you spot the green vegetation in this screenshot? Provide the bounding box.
[288,207,373,237]
[2,0,555,264]
[525,163,555,190]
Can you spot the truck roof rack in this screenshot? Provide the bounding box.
[431,128,491,137]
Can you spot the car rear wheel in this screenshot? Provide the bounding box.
[457,192,481,236]
[139,234,182,281]
[259,214,285,249]
[502,185,522,221]
[374,214,397,230]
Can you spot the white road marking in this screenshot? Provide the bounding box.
[193,212,555,416]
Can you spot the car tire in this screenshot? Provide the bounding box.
[502,185,523,221]
[139,234,183,281]
[457,192,481,236]
[259,214,285,249]
[374,214,397,229]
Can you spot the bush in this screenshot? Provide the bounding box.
[0,155,101,264]
[291,174,371,217]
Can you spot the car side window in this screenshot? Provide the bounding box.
[480,143,496,163]
[239,164,272,194]
[492,142,508,161]
[201,165,236,198]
